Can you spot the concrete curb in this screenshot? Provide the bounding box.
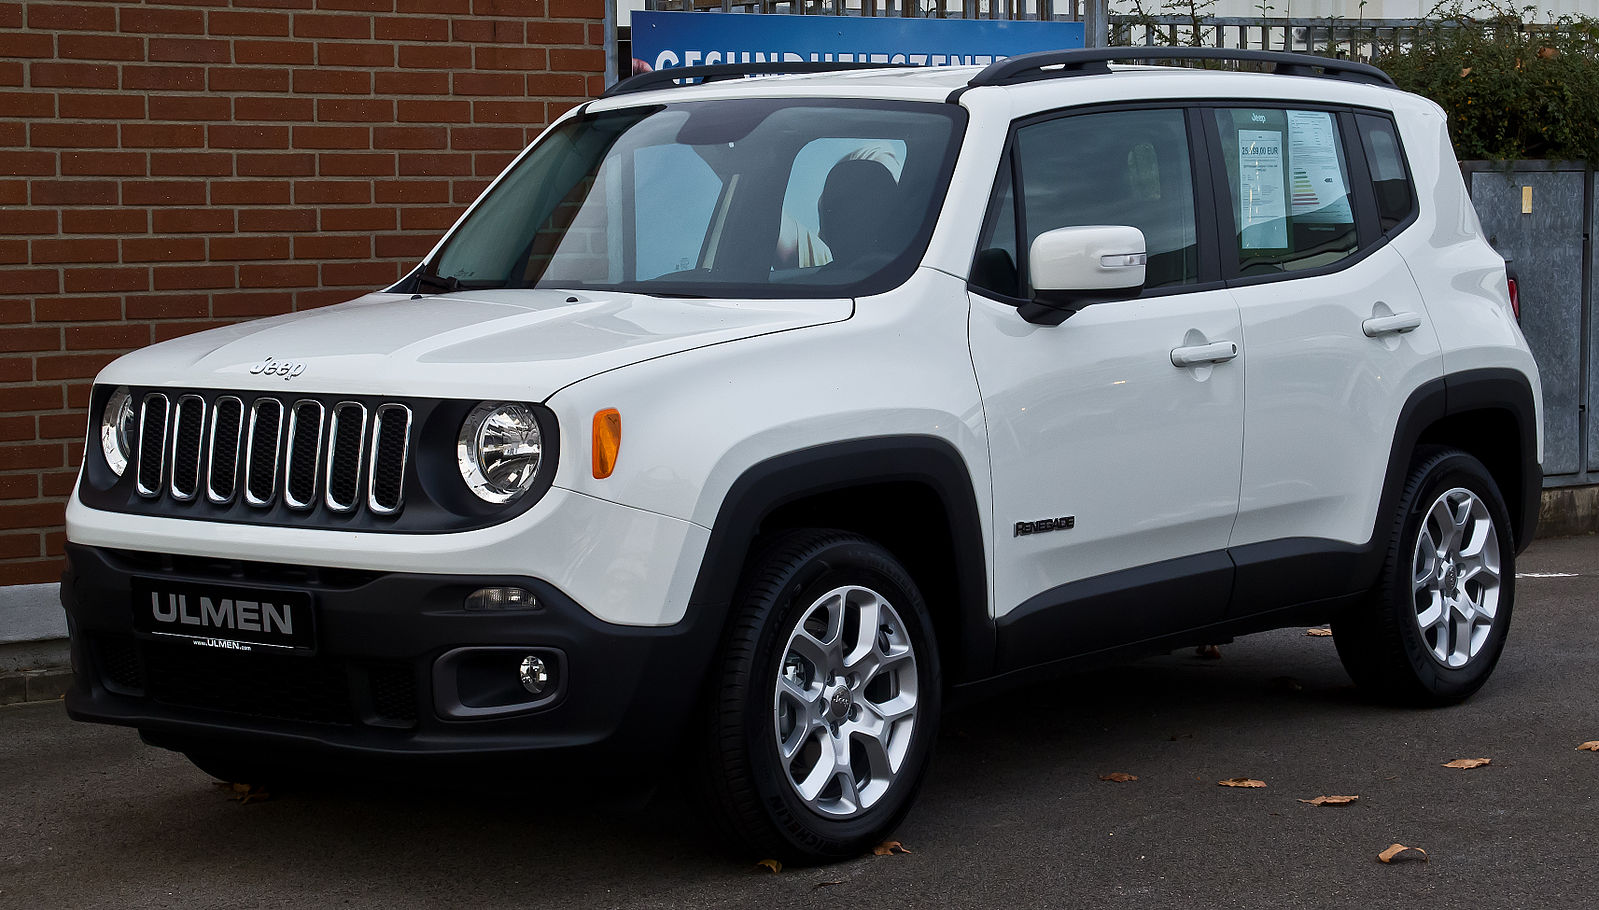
[0,667,72,707]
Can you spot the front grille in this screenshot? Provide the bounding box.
[368,666,419,726]
[95,636,145,694]
[143,642,355,726]
[127,390,411,522]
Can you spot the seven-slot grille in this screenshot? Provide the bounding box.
[134,391,411,519]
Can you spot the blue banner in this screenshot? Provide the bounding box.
[630,11,1083,73]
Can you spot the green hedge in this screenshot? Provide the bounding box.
[1383,4,1599,162]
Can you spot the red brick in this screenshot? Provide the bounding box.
[475,0,543,13]
[375,179,449,203]
[293,180,369,204]
[4,32,55,59]
[148,95,231,121]
[0,299,28,321]
[399,45,473,70]
[319,206,395,231]
[152,208,235,233]
[58,34,145,62]
[31,238,119,264]
[237,208,314,231]
[543,0,584,14]
[0,2,17,28]
[374,71,448,95]
[235,96,315,121]
[452,17,523,43]
[149,152,234,177]
[30,180,119,206]
[153,265,236,291]
[0,91,53,118]
[0,417,36,443]
[317,98,393,123]
[64,382,90,409]
[126,295,209,319]
[44,531,66,557]
[209,125,291,149]
[0,476,37,500]
[318,153,394,176]
[297,287,359,309]
[210,291,294,316]
[292,125,369,149]
[450,72,524,96]
[400,206,459,230]
[0,533,41,559]
[373,125,447,150]
[209,235,289,260]
[375,233,433,258]
[5,212,61,236]
[294,234,369,259]
[549,47,604,73]
[396,0,473,11]
[62,209,145,234]
[474,151,516,176]
[123,65,206,92]
[64,268,150,294]
[0,501,67,530]
[237,152,316,176]
[122,237,207,262]
[150,38,231,64]
[398,152,471,176]
[151,321,229,342]
[30,122,119,149]
[60,152,148,177]
[316,0,393,11]
[33,297,121,323]
[293,13,370,39]
[58,93,146,121]
[375,16,447,41]
[209,67,290,92]
[65,324,153,350]
[398,99,469,123]
[29,4,116,30]
[473,100,542,124]
[209,10,290,36]
[292,68,371,94]
[0,327,57,353]
[234,39,315,65]
[473,46,545,72]
[0,561,64,587]
[123,123,205,148]
[0,151,56,177]
[211,180,291,205]
[0,446,62,473]
[120,7,207,34]
[233,0,314,8]
[0,385,62,411]
[527,20,585,45]
[34,353,116,382]
[449,127,524,150]
[0,239,26,264]
[0,358,31,382]
[526,73,587,98]
[452,179,490,203]
[123,180,209,206]
[317,42,393,68]
[322,261,398,287]
[239,263,317,287]
[0,62,20,87]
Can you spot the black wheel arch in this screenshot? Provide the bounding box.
[687,436,994,685]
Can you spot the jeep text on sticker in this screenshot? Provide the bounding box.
[249,355,305,380]
[1014,516,1075,536]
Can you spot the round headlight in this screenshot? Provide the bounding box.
[457,402,543,504]
[100,387,135,477]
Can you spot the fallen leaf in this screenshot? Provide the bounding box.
[872,840,911,856]
[214,781,271,805]
[1194,644,1222,660]
[1442,758,1491,769]
[1305,627,1333,637]
[1459,66,1473,77]
[1100,772,1138,782]
[1378,843,1429,864]
[756,858,782,874]
[1577,741,1599,752]
[1299,795,1359,806]
[1218,777,1267,788]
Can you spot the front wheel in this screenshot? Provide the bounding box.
[1333,447,1516,705]
[698,530,941,864]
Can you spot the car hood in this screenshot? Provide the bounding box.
[98,289,854,400]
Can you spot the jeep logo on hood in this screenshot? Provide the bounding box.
[249,355,305,380]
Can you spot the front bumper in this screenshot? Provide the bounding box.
[61,543,725,763]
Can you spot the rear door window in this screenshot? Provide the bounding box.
[1355,113,1416,233]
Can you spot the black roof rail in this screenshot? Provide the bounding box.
[968,47,1396,89]
[602,61,909,98]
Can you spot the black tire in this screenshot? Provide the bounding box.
[1333,447,1516,705]
[698,530,942,864]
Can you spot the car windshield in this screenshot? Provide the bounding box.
[423,98,965,299]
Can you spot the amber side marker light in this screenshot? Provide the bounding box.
[592,408,621,479]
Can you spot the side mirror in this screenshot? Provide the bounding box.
[1019,225,1147,326]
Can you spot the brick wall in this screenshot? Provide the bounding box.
[0,0,607,587]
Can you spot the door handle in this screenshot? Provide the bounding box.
[1362,312,1422,337]
[1170,341,1238,368]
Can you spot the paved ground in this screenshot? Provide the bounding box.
[3,537,1596,910]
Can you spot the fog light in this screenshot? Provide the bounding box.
[466,586,537,611]
[518,655,549,694]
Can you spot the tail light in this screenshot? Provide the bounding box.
[1507,276,1520,322]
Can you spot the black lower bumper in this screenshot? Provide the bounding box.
[61,544,724,763]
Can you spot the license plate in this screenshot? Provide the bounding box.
[131,578,315,654]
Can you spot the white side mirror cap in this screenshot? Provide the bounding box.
[1029,225,1148,295]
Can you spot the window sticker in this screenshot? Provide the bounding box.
[1237,129,1286,249]
[1286,111,1352,224]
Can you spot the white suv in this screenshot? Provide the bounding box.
[63,48,1543,863]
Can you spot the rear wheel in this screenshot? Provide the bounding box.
[1333,447,1516,704]
[699,530,941,864]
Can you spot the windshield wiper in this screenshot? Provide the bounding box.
[415,270,461,295]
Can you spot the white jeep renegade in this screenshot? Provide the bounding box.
[63,48,1543,862]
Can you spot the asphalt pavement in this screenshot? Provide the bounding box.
[3,536,1596,909]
